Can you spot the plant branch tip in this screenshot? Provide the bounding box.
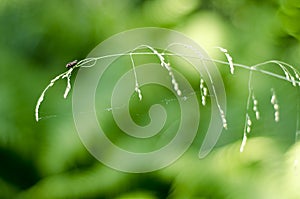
[34,44,300,157]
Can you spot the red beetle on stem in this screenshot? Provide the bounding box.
[66,60,78,69]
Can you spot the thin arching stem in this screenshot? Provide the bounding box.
[35,49,300,123]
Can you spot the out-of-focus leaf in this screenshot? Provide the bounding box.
[279,0,300,40]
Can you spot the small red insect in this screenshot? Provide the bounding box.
[66,60,78,69]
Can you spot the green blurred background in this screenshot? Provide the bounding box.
[1,0,300,198]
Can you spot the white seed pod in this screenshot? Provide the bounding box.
[240,133,247,153]
[219,108,227,129]
[275,111,279,122]
[203,87,208,96]
[177,90,182,96]
[247,126,251,133]
[253,100,258,106]
[247,118,252,126]
[255,112,260,120]
[271,95,276,104]
[270,89,279,122]
[291,76,296,87]
[253,106,258,112]
[251,94,260,120]
[202,96,206,106]
[200,78,208,106]
[217,47,234,74]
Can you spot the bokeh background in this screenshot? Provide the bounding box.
[1,0,300,198]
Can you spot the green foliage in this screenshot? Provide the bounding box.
[279,0,300,40]
[1,0,300,198]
